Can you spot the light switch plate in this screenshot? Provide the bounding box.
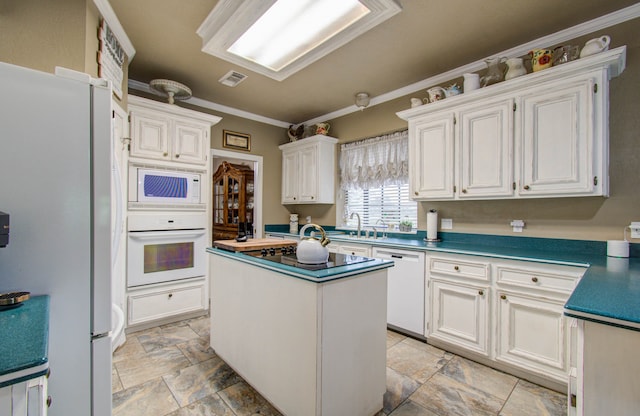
[630,222,640,239]
[441,218,453,230]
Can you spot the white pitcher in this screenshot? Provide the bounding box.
[463,73,480,92]
[580,35,611,58]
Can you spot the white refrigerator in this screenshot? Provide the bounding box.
[0,62,112,416]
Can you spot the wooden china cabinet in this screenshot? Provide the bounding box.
[212,161,254,242]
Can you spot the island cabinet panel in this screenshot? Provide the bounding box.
[209,253,387,416]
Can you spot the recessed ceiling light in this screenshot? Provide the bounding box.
[197,0,402,81]
[228,0,369,72]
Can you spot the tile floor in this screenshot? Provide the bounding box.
[112,316,567,416]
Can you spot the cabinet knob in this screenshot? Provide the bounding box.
[454,265,460,271]
[163,152,168,157]
[175,154,180,158]
[500,294,507,300]
[293,197,296,200]
[414,191,418,195]
[531,276,539,283]
[47,396,52,408]
[478,290,484,296]
[523,185,530,190]
[168,293,173,299]
[462,189,467,194]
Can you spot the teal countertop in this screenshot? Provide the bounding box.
[207,247,394,283]
[0,295,50,387]
[266,226,640,330]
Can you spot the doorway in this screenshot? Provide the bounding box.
[211,149,263,239]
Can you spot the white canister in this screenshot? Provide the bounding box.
[607,240,629,258]
[463,73,480,92]
[289,214,299,234]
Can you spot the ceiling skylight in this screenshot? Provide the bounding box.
[228,0,370,72]
[197,0,402,81]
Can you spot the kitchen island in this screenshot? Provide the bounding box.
[207,247,393,416]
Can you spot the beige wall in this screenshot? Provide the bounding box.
[0,0,87,72]
[311,19,640,242]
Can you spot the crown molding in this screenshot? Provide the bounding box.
[128,79,292,128]
[93,0,136,60]
[129,3,640,129]
[302,2,640,126]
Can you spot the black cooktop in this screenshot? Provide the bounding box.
[262,253,374,271]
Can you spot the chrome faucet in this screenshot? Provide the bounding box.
[376,218,387,238]
[350,212,361,238]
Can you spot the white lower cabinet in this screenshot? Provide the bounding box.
[426,252,585,387]
[372,247,425,335]
[127,278,208,326]
[430,279,490,355]
[0,375,48,416]
[495,291,567,381]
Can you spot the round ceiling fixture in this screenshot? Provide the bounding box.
[355,92,370,110]
[149,79,192,104]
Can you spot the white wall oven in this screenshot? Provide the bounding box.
[128,166,204,210]
[127,213,207,287]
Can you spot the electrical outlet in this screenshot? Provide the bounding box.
[630,222,640,239]
[441,218,453,230]
[510,220,525,232]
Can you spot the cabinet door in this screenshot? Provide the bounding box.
[520,78,595,196]
[373,248,425,335]
[298,145,318,202]
[410,115,455,200]
[130,111,170,160]
[459,99,514,198]
[430,279,489,356]
[281,150,299,203]
[172,120,208,165]
[496,291,568,382]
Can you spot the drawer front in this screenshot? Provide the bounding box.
[128,283,206,325]
[429,256,490,282]
[496,265,582,294]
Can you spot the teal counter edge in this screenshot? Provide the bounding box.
[207,247,393,283]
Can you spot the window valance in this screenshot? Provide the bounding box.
[339,129,408,190]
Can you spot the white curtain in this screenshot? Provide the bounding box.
[340,130,408,190]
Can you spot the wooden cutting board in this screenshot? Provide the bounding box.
[213,238,298,252]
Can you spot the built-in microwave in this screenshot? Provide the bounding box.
[128,166,204,210]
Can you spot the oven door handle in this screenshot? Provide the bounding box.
[128,229,206,240]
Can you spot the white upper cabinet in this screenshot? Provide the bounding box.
[128,95,221,167]
[398,47,625,201]
[459,99,514,198]
[410,115,455,199]
[519,76,597,196]
[279,135,338,204]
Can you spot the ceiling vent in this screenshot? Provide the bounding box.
[219,70,248,87]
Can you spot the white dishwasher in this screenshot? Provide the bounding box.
[372,247,425,336]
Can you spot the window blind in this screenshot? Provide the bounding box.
[343,183,417,231]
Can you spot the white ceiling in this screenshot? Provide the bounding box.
[109,0,639,125]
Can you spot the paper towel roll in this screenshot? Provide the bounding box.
[427,209,438,241]
[607,240,629,258]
